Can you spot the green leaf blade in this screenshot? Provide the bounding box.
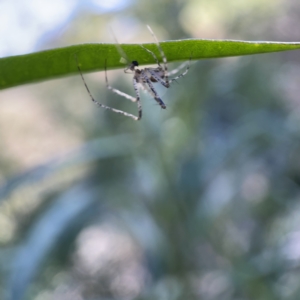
[1,39,300,90]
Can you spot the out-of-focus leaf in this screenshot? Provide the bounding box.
[0,134,136,202]
[8,184,99,300]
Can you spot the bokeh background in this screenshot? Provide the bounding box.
[1,0,300,299]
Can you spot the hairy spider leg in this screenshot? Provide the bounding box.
[168,59,191,77]
[140,36,190,87]
[141,70,166,109]
[139,45,160,66]
[76,57,141,121]
[146,68,169,88]
[146,25,169,87]
[105,60,142,120]
[168,60,191,84]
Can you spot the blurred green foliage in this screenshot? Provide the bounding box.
[1,1,300,300]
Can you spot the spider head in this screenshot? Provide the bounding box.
[127,60,139,71]
[126,60,139,71]
[124,61,139,72]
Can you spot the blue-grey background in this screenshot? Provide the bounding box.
[1,0,300,299]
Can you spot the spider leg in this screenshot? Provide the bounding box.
[146,60,190,88]
[168,59,191,76]
[76,58,141,121]
[104,62,137,103]
[139,45,160,66]
[146,68,169,88]
[141,70,166,109]
[105,60,142,120]
[132,77,142,120]
[147,25,169,87]
[169,60,190,84]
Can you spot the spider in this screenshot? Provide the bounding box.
[76,26,190,121]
